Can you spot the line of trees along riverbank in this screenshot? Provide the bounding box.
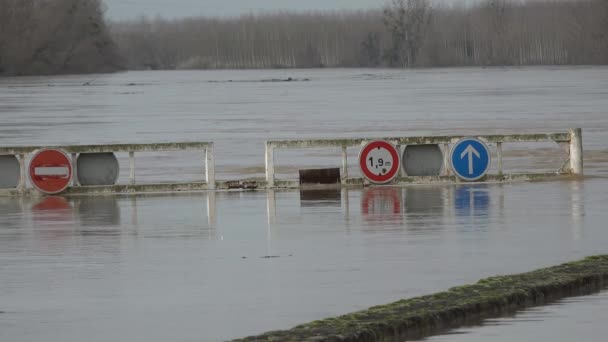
[113,0,608,70]
[0,0,606,76]
[0,0,121,76]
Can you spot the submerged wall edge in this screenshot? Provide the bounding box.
[233,255,608,342]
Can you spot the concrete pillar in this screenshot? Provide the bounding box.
[496,142,503,176]
[18,154,26,193]
[129,152,136,185]
[341,145,348,182]
[205,144,216,190]
[71,153,78,186]
[265,142,275,188]
[569,128,583,175]
[443,143,451,176]
[397,144,407,177]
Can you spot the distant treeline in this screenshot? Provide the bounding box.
[0,0,607,76]
[0,0,121,76]
[112,0,608,70]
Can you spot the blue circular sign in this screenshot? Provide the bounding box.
[450,138,491,181]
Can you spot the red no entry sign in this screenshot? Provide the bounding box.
[359,140,400,184]
[29,149,73,194]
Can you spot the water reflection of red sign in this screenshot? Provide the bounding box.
[32,196,72,211]
[32,196,73,223]
[361,187,402,222]
[31,196,74,240]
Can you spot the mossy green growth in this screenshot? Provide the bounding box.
[232,255,608,342]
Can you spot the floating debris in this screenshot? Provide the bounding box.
[207,77,310,84]
[225,180,258,190]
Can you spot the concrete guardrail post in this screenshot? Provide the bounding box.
[18,154,26,193]
[569,128,583,175]
[205,144,216,190]
[341,145,348,182]
[129,151,136,185]
[265,142,275,188]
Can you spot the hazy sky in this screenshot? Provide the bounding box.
[104,0,468,20]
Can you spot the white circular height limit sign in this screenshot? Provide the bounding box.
[358,140,400,184]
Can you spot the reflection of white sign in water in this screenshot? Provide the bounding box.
[358,140,400,184]
[454,185,490,218]
[361,187,401,222]
[450,138,491,182]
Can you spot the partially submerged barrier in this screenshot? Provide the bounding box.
[265,128,583,188]
[0,142,215,196]
[0,129,583,196]
[232,255,608,342]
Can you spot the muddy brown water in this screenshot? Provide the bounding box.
[1,67,608,341]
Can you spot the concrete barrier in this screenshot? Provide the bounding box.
[265,128,583,188]
[232,255,608,342]
[0,129,584,196]
[0,142,215,196]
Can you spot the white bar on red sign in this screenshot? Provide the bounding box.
[34,166,70,177]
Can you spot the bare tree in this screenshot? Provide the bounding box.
[0,0,121,76]
[383,0,432,67]
[0,0,36,74]
[590,0,608,63]
[360,32,382,66]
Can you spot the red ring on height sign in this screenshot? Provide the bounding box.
[29,148,73,195]
[358,140,401,184]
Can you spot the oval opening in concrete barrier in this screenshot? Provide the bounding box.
[0,155,20,189]
[402,144,444,176]
[77,153,120,186]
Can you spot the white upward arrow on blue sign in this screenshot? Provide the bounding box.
[460,144,481,175]
[450,138,491,181]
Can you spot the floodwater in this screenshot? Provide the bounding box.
[1,67,608,341]
[1,67,608,180]
[422,290,608,342]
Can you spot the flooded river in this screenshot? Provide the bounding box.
[1,67,608,341]
[422,290,608,342]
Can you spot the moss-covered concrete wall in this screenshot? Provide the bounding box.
[233,255,608,342]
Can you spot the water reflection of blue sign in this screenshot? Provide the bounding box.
[454,185,490,217]
[450,138,491,181]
